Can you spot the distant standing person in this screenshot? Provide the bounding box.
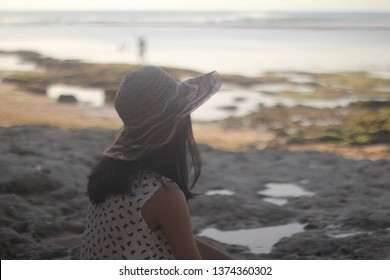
[138,37,146,64]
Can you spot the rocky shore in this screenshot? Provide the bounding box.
[0,125,389,259]
[1,50,390,259]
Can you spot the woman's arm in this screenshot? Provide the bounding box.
[196,238,234,260]
[142,181,202,259]
[143,181,233,260]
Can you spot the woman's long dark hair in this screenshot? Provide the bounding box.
[87,116,201,204]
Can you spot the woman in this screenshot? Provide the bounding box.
[80,66,231,259]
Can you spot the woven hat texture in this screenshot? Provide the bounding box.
[103,66,221,160]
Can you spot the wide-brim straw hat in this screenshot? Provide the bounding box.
[103,66,222,160]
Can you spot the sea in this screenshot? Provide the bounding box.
[1,11,390,76]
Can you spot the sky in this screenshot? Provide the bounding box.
[1,0,390,12]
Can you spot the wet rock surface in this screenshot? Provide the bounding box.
[0,125,389,259]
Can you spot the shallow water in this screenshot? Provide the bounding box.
[258,182,315,206]
[325,225,375,239]
[250,83,315,94]
[192,88,264,121]
[46,84,105,106]
[204,189,235,196]
[198,223,305,254]
[282,73,317,84]
[192,86,372,121]
[0,54,39,72]
[259,182,315,197]
[290,115,342,126]
[328,231,366,238]
[368,69,390,80]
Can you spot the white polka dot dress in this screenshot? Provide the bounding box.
[80,169,174,259]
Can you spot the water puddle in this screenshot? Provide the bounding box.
[327,229,375,239]
[294,96,362,108]
[369,69,390,80]
[258,182,315,206]
[204,189,235,196]
[192,88,263,121]
[289,115,341,126]
[325,225,376,239]
[47,84,105,106]
[257,93,362,109]
[193,85,366,121]
[262,197,288,206]
[375,86,390,92]
[198,223,305,254]
[250,83,314,94]
[0,54,39,72]
[192,85,360,121]
[284,74,316,84]
[328,231,366,239]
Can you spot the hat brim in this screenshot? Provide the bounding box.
[103,70,222,161]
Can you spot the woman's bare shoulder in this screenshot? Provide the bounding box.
[142,180,186,220]
[155,180,186,205]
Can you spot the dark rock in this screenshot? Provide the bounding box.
[58,94,77,104]
[268,230,390,259]
[218,105,238,111]
[352,100,390,109]
[0,194,48,226]
[1,125,390,259]
[23,83,47,95]
[270,231,338,259]
[341,208,390,230]
[0,227,67,259]
[0,172,63,194]
[104,89,117,103]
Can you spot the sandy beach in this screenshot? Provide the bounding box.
[1,52,390,259]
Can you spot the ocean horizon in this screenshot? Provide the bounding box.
[2,10,390,29]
